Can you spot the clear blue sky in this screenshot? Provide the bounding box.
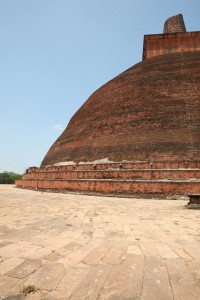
[0,0,199,174]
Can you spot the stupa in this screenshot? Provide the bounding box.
[16,15,200,197]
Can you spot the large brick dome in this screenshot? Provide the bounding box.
[41,51,200,166]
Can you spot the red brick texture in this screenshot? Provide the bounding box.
[41,51,200,167]
[15,178,200,196]
[16,162,200,197]
[143,32,200,60]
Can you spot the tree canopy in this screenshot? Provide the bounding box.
[0,172,22,184]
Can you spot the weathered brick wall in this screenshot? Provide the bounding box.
[16,160,200,196]
[15,178,200,195]
[41,51,200,167]
[143,32,200,60]
[23,169,200,180]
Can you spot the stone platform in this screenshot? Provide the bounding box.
[0,185,200,299]
[16,161,200,197]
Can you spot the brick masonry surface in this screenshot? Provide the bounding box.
[41,51,200,167]
[16,161,200,196]
[143,32,200,60]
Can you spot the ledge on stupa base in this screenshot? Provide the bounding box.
[16,161,200,199]
[27,160,200,173]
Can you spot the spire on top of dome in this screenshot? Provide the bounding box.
[163,14,186,34]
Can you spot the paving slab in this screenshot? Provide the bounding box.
[0,275,22,296]
[141,257,173,300]
[59,248,90,266]
[186,261,200,298]
[44,266,91,299]
[83,241,115,265]
[0,185,200,299]
[23,262,65,291]
[70,264,111,300]
[102,241,128,265]
[0,241,30,260]
[6,259,41,279]
[99,254,144,299]
[167,259,199,300]
[0,258,24,275]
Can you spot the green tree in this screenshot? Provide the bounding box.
[0,172,22,184]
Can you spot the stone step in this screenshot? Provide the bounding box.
[29,161,200,173]
[23,169,200,180]
[16,178,200,196]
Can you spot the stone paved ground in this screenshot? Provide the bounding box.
[0,185,200,300]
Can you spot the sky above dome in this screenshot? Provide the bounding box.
[0,0,199,174]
